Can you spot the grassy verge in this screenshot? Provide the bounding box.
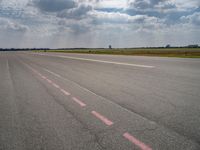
[33,48,200,58]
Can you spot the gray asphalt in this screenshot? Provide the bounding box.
[1,52,200,150]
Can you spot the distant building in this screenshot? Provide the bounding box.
[109,45,112,49]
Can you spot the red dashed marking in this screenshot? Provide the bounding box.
[91,111,113,126]
[46,78,52,84]
[72,97,86,107]
[41,75,47,79]
[24,63,153,150]
[52,83,60,89]
[32,69,38,74]
[123,132,152,150]
[37,73,42,77]
[60,89,71,96]
[32,69,37,73]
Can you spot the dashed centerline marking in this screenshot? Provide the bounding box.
[21,61,153,150]
[46,78,52,84]
[37,72,42,77]
[91,111,113,126]
[72,97,86,107]
[41,75,47,79]
[60,89,71,96]
[123,132,152,150]
[52,83,60,89]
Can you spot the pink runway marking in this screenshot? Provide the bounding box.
[31,68,38,74]
[52,83,60,89]
[37,72,42,76]
[91,111,113,126]
[41,75,47,79]
[60,89,71,96]
[32,69,37,73]
[46,79,52,84]
[123,132,152,150]
[72,97,86,107]
[33,70,40,76]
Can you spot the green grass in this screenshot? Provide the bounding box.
[33,48,200,58]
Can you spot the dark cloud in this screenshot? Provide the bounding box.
[33,0,76,12]
[129,0,151,9]
[128,0,174,10]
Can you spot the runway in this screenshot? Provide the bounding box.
[0,51,200,150]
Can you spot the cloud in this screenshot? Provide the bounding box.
[128,0,177,12]
[57,18,92,33]
[0,17,29,32]
[128,0,164,9]
[155,1,176,10]
[0,0,199,48]
[129,0,151,9]
[125,0,200,26]
[32,0,76,12]
[57,3,93,19]
[78,0,100,3]
[90,11,158,24]
[181,12,200,26]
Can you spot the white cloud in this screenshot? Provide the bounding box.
[57,3,93,19]
[0,0,199,48]
[90,11,159,24]
[172,0,200,10]
[97,0,127,8]
[181,12,200,26]
[0,17,29,32]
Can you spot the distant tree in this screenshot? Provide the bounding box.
[109,45,112,49]
[166,44,171,48]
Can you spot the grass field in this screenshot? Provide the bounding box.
[35,48,200,58]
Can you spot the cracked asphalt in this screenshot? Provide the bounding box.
[0,52,200,150]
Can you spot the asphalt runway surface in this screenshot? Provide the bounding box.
[0,52,200,150]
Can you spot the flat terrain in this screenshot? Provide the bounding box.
[1,52,200,150]
[45,48,200,58]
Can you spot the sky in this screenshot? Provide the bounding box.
[0,0,200,48]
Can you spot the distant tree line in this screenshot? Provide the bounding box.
[0,48,102,51]
[164,44,199,48]
[0,48,50,51]
[0,44,199,51]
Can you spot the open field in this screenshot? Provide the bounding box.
[34,48,200,58]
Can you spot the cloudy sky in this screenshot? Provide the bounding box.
[0,0,200,48]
